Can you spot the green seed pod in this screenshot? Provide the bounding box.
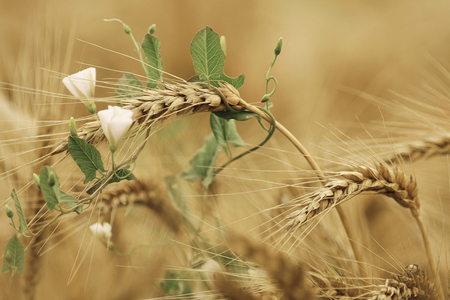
[220,36,227,56]
[274,37,283,56]
[5,205,14,218]
[69,117,78,137]
[148,24,156,35]
[261,94,271,102]
[33,173,40,188]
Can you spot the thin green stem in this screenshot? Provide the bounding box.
[214,108,276,176]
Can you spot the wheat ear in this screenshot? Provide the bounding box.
[369,264,438,300]
[214,273,260,300]
[226,232,314,300]
[287,163,445,300]
[52,82,244,154]
[386,134,450,164]
[100,179,182,233]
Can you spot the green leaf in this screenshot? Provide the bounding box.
[86,170,137,195]
[164,175,189,214]
[218,73,245,90]
[180,133,220,189]
[190,27,225,83]
[39,166,60,211]
[1,235,25,275]
[212,109,258,121]
[190,27,244,89]
[10,190,29,235]
[115,73,144,98]
[68,136,105,183]
[228,120,245,147]
[142,33,164,88]
[210,113,229,155]
[60,192,83,215]
[108,170,137,184]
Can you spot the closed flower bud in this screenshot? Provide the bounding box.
[220,36,227,56]
[90,222,113,248]
[148,24,156,35]
[69,117,78,137]
[62,68,97,114]
[274,37,283,56]
[4,251,12,264]
[261,94,271,102]
[98,106,134,153]
[48,172,56,187]
[123,24,131,35]
[5,205,14,218]
[33,173,40,189]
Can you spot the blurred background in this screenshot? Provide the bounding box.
[1,0,450,299]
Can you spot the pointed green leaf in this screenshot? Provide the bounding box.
[68,136,105,183]
[190,27,225,83]
[108,170,137,184]
[1,235,25,275]
[180,133,220,188]
[10,190,29,235]
[190,27,244,89]
[142,33,164,88]
[60,192,83,215]
[210,113,229,152]
[227,120,245,147]
[39,166,60,211]
[218,73,245,90]
[86,170,137,195]
[115,73,144,98]
[164,175,189,213]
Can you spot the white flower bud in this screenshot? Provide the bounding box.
[97,106,133,152]
[62,68,97,113]
[89,222,112,241]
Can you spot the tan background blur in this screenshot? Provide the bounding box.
[1,1,450,299]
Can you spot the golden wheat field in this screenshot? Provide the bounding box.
[0,1,450,299]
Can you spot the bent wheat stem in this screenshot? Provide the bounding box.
[240,101,369,280]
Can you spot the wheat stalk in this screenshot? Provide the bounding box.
[52,82,244,154]
[100,179,182,233]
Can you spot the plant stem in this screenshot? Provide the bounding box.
[241,101,368,280]
[410,207,445,300]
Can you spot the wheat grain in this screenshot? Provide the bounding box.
[286,163,419,230]
[52,82,244,154]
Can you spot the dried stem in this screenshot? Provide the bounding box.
[240,101,369,280]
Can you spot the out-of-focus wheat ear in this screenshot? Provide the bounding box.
[52,82,245,154]
[369,264,439,300]
[385,135,450,164]
[309,272,363,299]
[100,179,182,233]
[226,232,314,300]
[214,273,260,300]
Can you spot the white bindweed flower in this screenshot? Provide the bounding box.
[89,222,112,240]
[98,106,133,152]
[62,67,97,114]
